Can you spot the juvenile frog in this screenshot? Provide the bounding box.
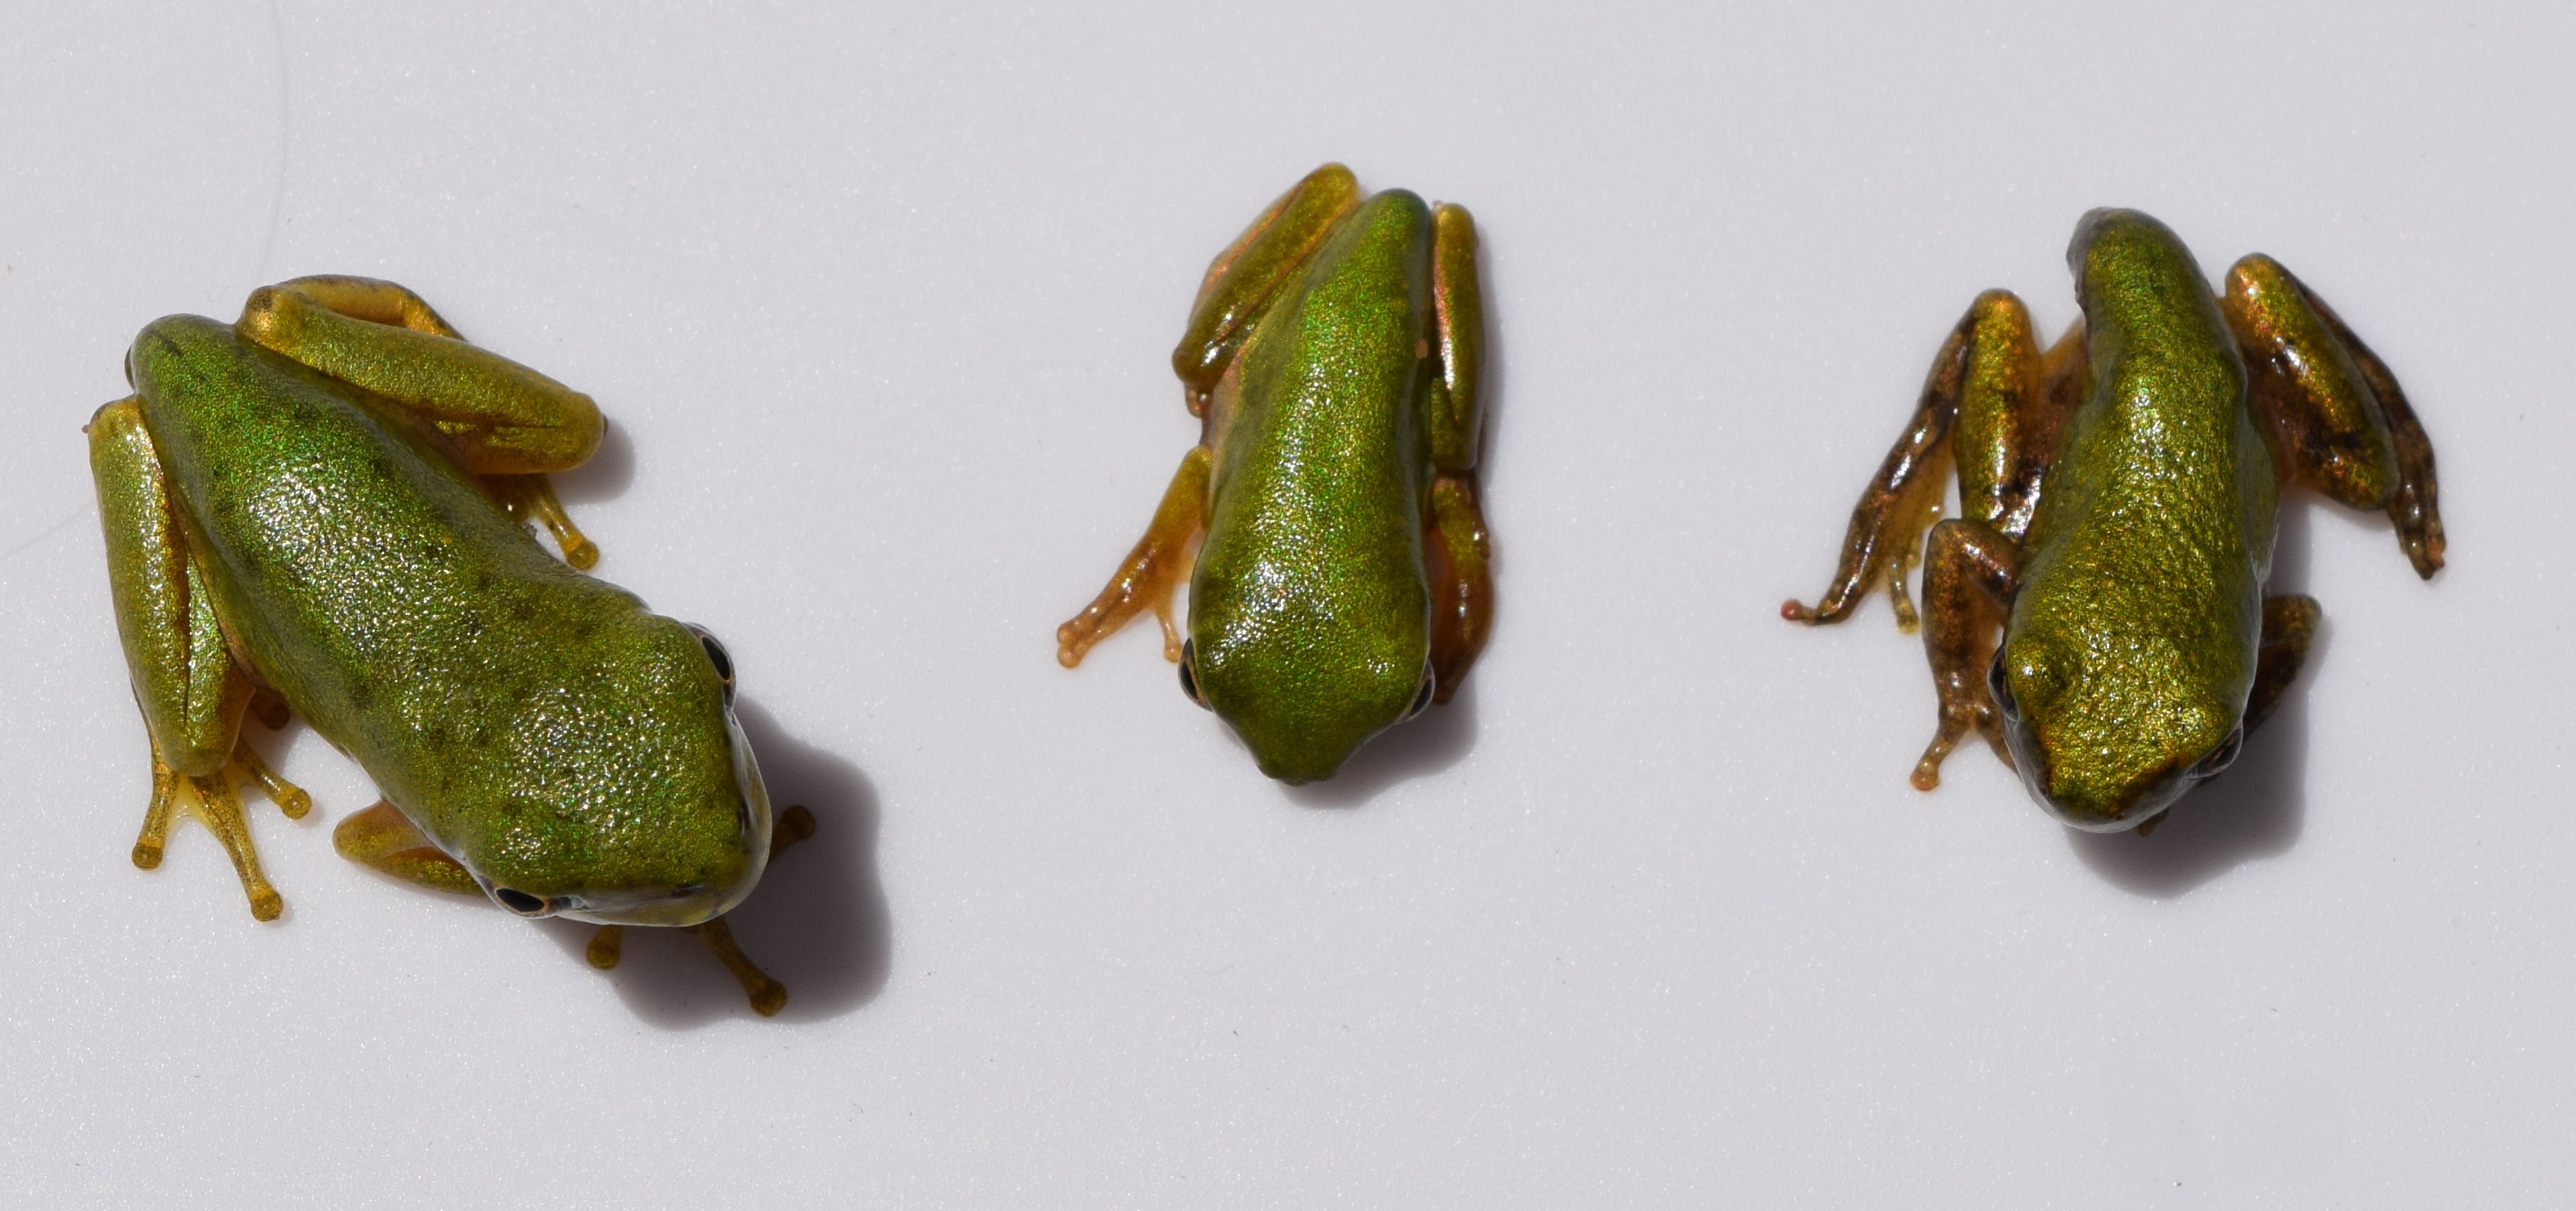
[1784,210,2444,832]
[1057,164,1494,783]
[90,276,807,1011]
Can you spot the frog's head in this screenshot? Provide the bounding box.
[1182,604,1435,786]
[460,618,774,928]
[1990,625,2248,833]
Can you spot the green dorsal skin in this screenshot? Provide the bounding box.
[112,304,768,925]
[1192,192,1436,783]
[2000,210,2278,823]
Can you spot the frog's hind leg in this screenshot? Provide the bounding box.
[1422,202,1493,703]
[585,805,816,1017]
[235,276,608,568]
[1784,291,2046,630]
[1911,518,2022,790]
[2245,594,2323,735]
[2221,256,2445,578]
[1171,164,1362,414]
[1057,445,1212,667]
[90,398,312,921]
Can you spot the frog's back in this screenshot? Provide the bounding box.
[127,315,651,805]
[1201,189,1433,603]
[1188,190,1437,779]
[2006,211,2278,801]
[2022,211,2275,607]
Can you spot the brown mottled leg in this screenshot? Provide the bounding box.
[1781,321,1963,628]
[2222,256,2444,578]
[1912,519,2021,790]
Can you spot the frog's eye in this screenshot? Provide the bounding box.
[1987,653,2020,724]
[491,887,562,917]
[1178,640,1211,710]
[685,623,736,702]
[2189,726,2244,782]
[1402,663,1436,721]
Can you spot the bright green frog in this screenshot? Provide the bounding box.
[90,276,807,1011]
[1056,164,1495,783]
[1785,210,2445,832]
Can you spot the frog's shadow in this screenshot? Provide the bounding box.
[1282,679,1482,809]
[536,697,891,1026]
[551,418,636,504]
[2067,504,2334,895]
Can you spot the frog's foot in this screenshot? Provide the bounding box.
[1058,445,1211,668]
[686,917,787,1016]
[585,805,814,1015]
[484,472,598,569]
[133,744,308,922]
[231,737,311,820]
[1909,519,2020,791]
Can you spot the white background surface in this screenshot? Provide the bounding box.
[0,2,2565,1206]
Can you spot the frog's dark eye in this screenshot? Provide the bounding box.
[1403,663,1436,721]
[1178,640,1210,709]
[1987,653,2019,724]
[686,623,736,702]
[2190,727,2244,782]
[491,887,553,916]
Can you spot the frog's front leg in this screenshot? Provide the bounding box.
[90,399,312,921]
[234,275,608,568]
[1056,445,1213,667]
[585,805,817,1017]
[1423,202,1493,702]
[2221,256,2446,577]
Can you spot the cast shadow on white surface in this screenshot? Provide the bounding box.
[1283,679,1482,808]
[540,698,890,1025]
[552,417,635,504]
[2066,506,2330,896]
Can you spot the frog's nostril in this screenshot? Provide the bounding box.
[491,887,551,916]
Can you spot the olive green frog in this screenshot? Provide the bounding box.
[1785,210,2445,832]
[1057,164,1495,783]
[89,276,808,1012]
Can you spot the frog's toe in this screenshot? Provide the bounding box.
[132,760,291,921]
[687,916,786,1016]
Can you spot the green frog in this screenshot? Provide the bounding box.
[1057,164,1494,783]
[90,276,808,1012]
[1785,210,2444,832]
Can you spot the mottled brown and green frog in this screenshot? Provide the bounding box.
[1785,210,2445,832]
